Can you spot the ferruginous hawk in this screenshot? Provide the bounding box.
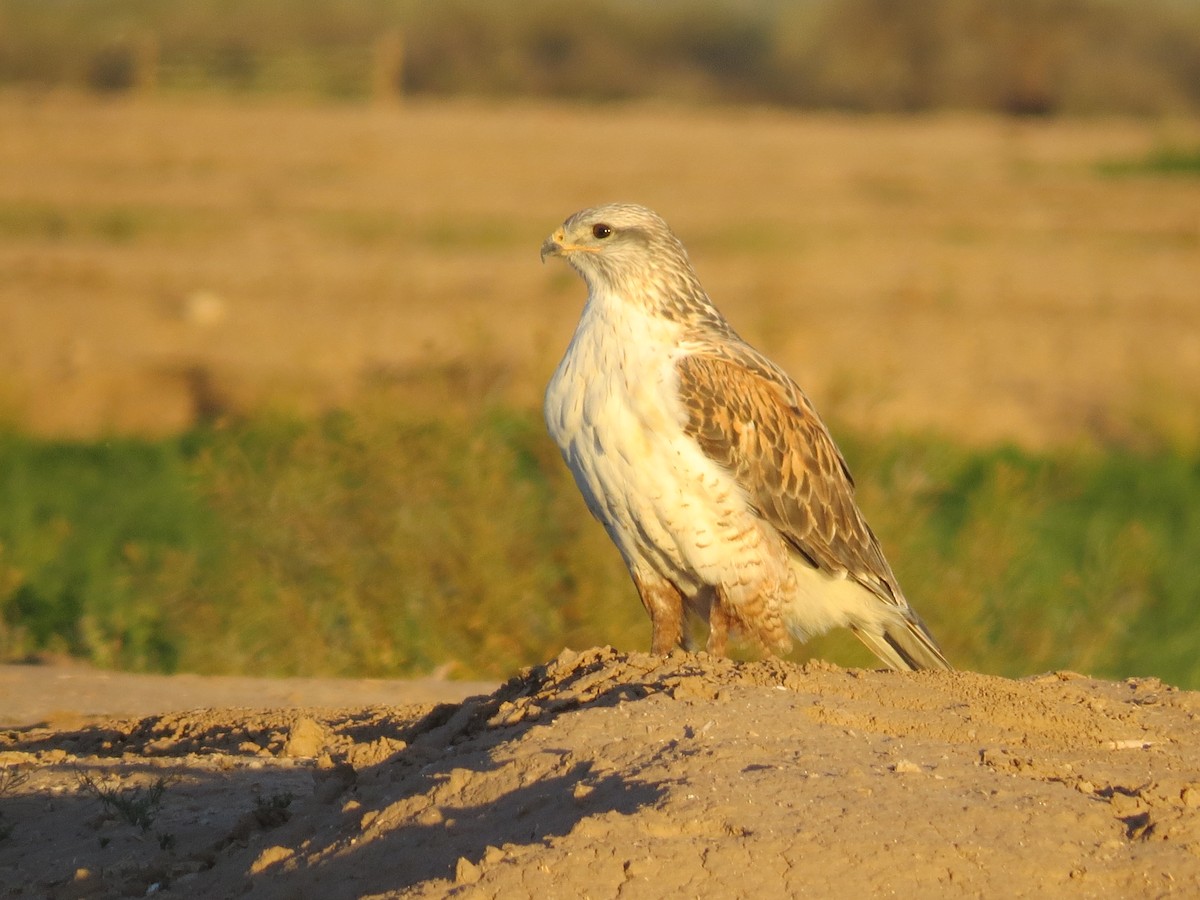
[541,203,950,671]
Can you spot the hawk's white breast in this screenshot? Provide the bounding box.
[544,286,770,599]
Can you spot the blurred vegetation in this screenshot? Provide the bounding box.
[2,398,1198,687]
[2,0,1200,115]
[1098,146,1200,178]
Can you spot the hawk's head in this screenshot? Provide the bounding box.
[540,203,698,300]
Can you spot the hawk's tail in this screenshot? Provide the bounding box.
[851,610,952,672]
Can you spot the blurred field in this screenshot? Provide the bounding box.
[2,94,1198,445]
[2,95,1199,685]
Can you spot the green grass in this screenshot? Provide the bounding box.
[2,403,1198,686]
[0,432,221,669]
[835,435,1200,685]
[1098,147,1200,178]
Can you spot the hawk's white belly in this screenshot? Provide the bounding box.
[544,292,781,603]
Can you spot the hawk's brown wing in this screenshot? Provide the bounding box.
[675,346,905,608]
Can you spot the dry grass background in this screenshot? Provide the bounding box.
[2,94,1198,446]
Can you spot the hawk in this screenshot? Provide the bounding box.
[541,203,950,671]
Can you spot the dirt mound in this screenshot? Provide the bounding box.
[2,648,1199,898]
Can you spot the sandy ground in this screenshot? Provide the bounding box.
[1,650,1198,898]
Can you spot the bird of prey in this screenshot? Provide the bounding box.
[541,203,950,671]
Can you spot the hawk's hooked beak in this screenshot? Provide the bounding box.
[540,233,564,263]
[541,227,599,263]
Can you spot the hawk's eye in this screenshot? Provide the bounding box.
[592,223,612,240]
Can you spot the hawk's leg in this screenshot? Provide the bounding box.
[632,572,685,654]
[706,588,733,657]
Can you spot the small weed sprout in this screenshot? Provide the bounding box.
[0,766,28,796]
[77,771,177,832]
[0,766,29,841]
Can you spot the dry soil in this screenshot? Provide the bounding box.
[2,649,1198,898]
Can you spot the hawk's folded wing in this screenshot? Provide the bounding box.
[675,346,905,609]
